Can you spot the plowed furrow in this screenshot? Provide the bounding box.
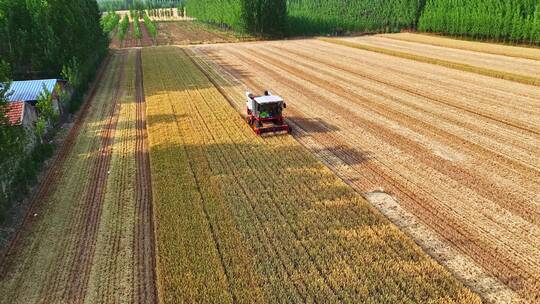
[133,49,157,304]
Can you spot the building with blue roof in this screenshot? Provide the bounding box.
[2,78,68,130]
[6,79,64,104]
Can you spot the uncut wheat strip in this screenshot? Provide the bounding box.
[184,88,350,302]
[166,48,316,302]
[84,50,138,304]
[142,48,233,303]
[189,47,398,302]
[264,42,540,161]
[189,46,480,302]
[215,47,540,278]
[250,45,540,216]
[190,47,520,304]
[345,36,540,78]
[164,51,267,303]
[382,33,540,61]
[0,54,124,304]
[178,52,305,304]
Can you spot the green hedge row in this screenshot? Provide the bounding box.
[186,0,287,36]
[419,0,540,43]
[287,0,422,35]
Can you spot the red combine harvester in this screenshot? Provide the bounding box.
[246,90,291,136]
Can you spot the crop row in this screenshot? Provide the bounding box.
[118,15,130,41]
[101,11,121,35]
[83,50,139,303]
[142,46,480,303]
[143,13,158,40]
[134,20,142,39]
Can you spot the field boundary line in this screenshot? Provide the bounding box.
[318,38,540,87]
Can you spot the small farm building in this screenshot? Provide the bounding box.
[4,100,37,129]
[3,79,67,127]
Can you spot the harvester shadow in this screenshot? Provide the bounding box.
[310,145,373,166]
[287,116,339,134]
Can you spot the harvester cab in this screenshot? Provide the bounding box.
[246,90,291,136]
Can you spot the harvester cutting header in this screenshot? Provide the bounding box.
[246,90,291,136]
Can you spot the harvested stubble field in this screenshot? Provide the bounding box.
[0,49,156,303]
[337,35,540,80]
[142,46,479,303]
[192,38,540,303]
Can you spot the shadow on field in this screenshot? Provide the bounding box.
[310,145,373,166]
[288,116,339,134]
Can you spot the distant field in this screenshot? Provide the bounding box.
[340,35,540,79]
[155,21,252,45]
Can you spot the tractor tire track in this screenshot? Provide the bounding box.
[133,49,157,304]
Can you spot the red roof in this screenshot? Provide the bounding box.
[4,101,24,125]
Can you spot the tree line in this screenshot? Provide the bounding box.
[98,0,185,12]
[186,0,540,43]
[0,0,107,221]
[419,0,540,43]
[186,0,287,36]
[287,0,422,35]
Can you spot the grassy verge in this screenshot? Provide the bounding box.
[320,37,540,86]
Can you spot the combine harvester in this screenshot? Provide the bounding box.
[246,90,291,136]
